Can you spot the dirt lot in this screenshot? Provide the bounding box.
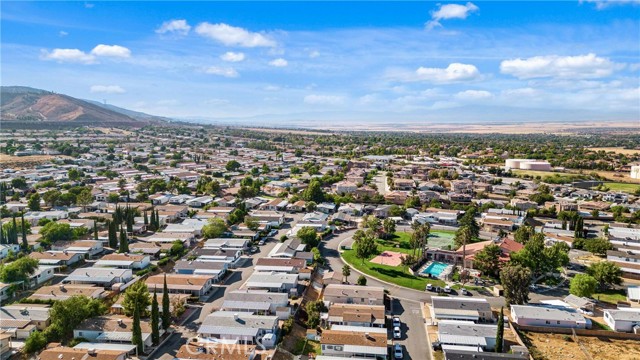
[0,154,70,168]
[588,147,640,155]
[523,331,640,360]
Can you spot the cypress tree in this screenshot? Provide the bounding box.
[131,303,144,354]
[108,221,118,249]
[162,274,171,329]
[119,228,129,253]
[496,307,504,353]
[155,210,160,229]
[151,289,160,345]
[144,211,149,225]
[11,215,18,244]
[0,220,5,245]
[21,213,28,250]
[93,221,99,240]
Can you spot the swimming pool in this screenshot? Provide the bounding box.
[421,261,449,277]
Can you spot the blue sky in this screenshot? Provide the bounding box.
[2,1,639,124]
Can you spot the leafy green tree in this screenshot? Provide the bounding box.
[297,226,319,248]
[569,274,598,298]
[583,238,613,256]
[202,218,228,239]
[301,179,325,203]
[28,192,41,211]
[42,189,61,207]
[23,331,47,354]
[225,160,241,171]
[342,265,351,283]
[587,261,622,290]
[510,234,569,278]
[382,218,396,239]
[459,208,480,239]
[357,275,367,285]
[353,229,377,265]
[513,225,535,244]
[45,295,106,342]
[473,244,502,278]
[40,222,75,243]
[244,217,259,231]
[454,225,474,253]
[500,264,531,305]
[496,307,504,353]
[76,189,93,211]
[0,256,39,283]
[122,281,151,317]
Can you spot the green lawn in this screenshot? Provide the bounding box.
[292,339,321,356]
[601,182,640,193]
[593,289,627,305]
[342,248,445,291]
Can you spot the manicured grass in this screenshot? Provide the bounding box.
[342,248,445,291]
[602,182,640,193]
[593,289,627,305]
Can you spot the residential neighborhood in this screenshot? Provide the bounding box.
[1,126,640,360]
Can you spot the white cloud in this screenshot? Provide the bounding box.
[426,2,479,30]
[412,63,481,83]
[581,0,640,9]
[84,2,94,8]
[455,89,492,100]
[90,85,126,94]
[264,85,281,91]
[500,53,622,79]
[204,98,230,106]
[90,44,131,58]
[58,31,68,37]
[156,19,191,35]
[269,58,288,67]
[195,23,276,47]
[220,51,245,62]
[304,94,345,105]
[204,66,239,78]
[41,48,96,64]
[309,50,320,58]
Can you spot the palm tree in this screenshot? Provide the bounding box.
[342,265,351,284]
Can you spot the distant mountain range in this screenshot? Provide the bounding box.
[0,86,169,127]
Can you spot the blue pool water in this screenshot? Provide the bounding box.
[422,262,448,277]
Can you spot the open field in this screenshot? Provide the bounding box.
[588,147,640,155]
[523,331,640,360]
[513,168,640,184]
[0,154,71,168]
[600,182,640,193]
[245,127,336,136]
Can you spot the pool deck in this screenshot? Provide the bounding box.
[418,261,454,280]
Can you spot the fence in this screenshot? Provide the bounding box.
[513,323,640,341]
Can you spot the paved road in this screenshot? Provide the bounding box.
[153,230,283,360]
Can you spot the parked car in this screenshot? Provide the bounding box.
[393,326,401,339]
[268,229,278,237]
[431,341,442,350]
[394,344,403,359]
[426,284,433,291]
[578,308,594,316]
[461,288,469,295]
[258,239,266,246]
[250,247,258,253]
[443,285,451,293]
[392,316,401,328]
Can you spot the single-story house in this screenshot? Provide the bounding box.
[323,303,386,328]
[64,268,133,288]
[431,297,493,323]
[320,329,388,359]
[197,311,278,346]
[244,272,298,295]
[510,305,589,329]
[95,254,151,270]
[603,309,640,332]
[221,290,289,316]
[146,274,215,297]
[323,284,385,306]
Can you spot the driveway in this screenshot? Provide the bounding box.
[390,298,430,360]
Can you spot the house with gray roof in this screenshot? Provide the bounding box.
[221,290,289,316]
[197,311,278,346]
[603,308,640,332]
[510,304,589,329]
[64,268,133,288]
[438,320,499,351]
[431,297,493,323]
[173,260,227,282]
[244,272,299,295]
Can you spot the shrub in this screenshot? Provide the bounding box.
[357,275,367,286]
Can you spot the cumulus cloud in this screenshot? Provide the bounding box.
[500,53,622,79]
[412,63,481,83]
[90,44,131,58]
[309,50,320,58]
[268,58,288,67]
[455,89,492,100]
[204,66,239,78]
[156,19,191,35]
[58,31,68,37]
[426,2,479,30]
[90,85,126,94]
[304,94,345,105]
[195,23,276,47]
[41,49,96,64]
[220,51,245,62]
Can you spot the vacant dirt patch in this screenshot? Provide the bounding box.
[0,154,70,168]
[524,331,640,360]
[588,147,640,155]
